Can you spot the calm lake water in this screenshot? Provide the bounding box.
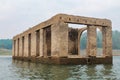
[0,56,120,80]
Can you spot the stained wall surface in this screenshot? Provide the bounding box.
[12,14,112,64]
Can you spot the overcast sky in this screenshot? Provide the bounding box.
[0,0,120,39]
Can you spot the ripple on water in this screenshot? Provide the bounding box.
[0,56,120,80]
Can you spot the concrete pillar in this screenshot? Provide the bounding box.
[51,24,60,57]
[31,31,36,57]
[40,29,43,57]
[24,35,29,57]
[87,26,97,56]
[51,21,68,57]
[59,22,68,57]
[12,40,15,57]
[102,27,112,57]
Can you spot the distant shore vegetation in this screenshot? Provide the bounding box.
[0,39,12,49]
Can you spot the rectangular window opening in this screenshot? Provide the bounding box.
[36,30,40,56]
[22,36,24,57]
[28,33,31,57]
[43,25,51,57]
[17,38,19,56]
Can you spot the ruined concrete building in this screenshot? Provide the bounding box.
[12,14,112,64]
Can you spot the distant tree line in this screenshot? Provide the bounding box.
[0,39,12,49]
[0,30,120,50]
[112,30,120,49]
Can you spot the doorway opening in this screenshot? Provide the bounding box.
[68,23,87,56]
[28,33,31,57]
[36,30,40,57]
[22,36,24,57]
[80,30,87,57]
[43,25,51,57]
[97,28,103,57]
[17,38,19,56]
[14,40,16,56]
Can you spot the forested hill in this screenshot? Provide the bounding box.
[0,30,120,50]
[0,39,12,49]
[112,30,120,49]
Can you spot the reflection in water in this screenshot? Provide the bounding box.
[12,57,119,80]
[0,56,120,80]
[12,60,70,80]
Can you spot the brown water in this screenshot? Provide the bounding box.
[0,56,120,80]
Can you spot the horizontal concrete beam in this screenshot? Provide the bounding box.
[54,14,111,27]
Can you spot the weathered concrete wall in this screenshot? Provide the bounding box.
[102,27,112,57]
[51,22,68,57]
[59,22,68,57]
[12,14,112,64]
[51,23,60,57]
[68,28,78,55]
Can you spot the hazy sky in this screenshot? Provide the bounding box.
[0,0,120,39]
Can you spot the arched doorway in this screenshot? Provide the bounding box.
[97,27,103,57]
[78,27,87,57]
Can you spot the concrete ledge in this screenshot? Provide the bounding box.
[12,56,112,65]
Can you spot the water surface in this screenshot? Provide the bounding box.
[0,56,120,80]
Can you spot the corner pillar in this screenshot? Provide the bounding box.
[51,21,68,57]
[59,22,68,57]
[102,27,112,57]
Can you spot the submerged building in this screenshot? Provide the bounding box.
[12,14,112,64]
